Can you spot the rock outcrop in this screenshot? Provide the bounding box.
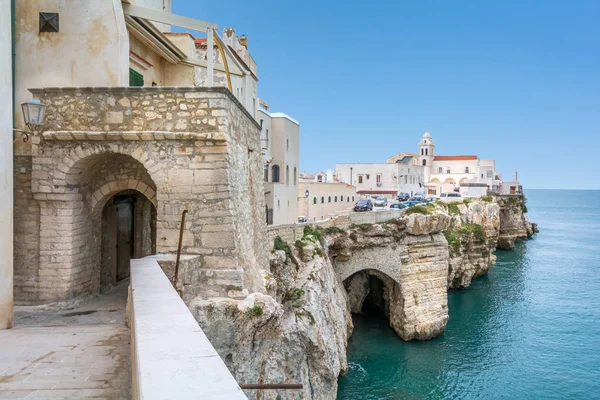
[185,197,537,399]
[189,231,352,400]
[497,196,537,249]
[325,217,449,341]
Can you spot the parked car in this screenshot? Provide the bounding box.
[298,216,308,223]
[440,192,462,198]
[390,202,409,209]
[354,199,373,212]
[425,197,436,203]
[374,197,388,207]
[396,192,410,202]
[408,196,426,203]
[401,200,422,208]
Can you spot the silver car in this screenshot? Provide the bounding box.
[374,197,388,207]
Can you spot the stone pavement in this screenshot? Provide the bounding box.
[0,284,131,399]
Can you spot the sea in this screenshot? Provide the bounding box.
[337,189,600,399]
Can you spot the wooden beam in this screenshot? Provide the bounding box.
[122,3,218,32]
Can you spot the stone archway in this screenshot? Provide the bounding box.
[33,151,159,302]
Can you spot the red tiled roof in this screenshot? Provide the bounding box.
[434,155,478,161]
[357,189,397,195]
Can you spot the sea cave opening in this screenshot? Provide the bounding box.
[344,270,394,320]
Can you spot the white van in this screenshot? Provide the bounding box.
[440,192,462,198]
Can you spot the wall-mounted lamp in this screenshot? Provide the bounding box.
[304,189,309,198]
[14,99,47,142]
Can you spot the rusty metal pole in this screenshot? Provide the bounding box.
[239,384,303,390]
[173,209,188,292]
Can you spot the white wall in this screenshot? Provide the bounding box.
[336,162,424,196]
[0,0,13,330]
[14,0,129,155]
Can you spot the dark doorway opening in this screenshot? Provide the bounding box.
[100,190,156,292]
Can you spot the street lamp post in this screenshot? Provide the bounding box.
[14,99,47,142]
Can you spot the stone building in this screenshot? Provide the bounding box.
[12,1,269,304]
[258,101,300,225]
[298,181,356,222]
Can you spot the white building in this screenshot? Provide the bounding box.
[336,155,425,199]
[1,0,13,330]
[260,101,300,225]
[416,132,519,196]
[336,132,521,200]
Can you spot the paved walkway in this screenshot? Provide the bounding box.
[0,284,131,399]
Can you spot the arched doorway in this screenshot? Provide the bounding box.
[100,189,157,292]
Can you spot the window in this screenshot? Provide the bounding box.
[438,167,443,174]
[266,129,269,142]
[376,174,381,183]
[421,149,424,155]
[317,175,323,182]
[446,168,451,174]
[347,196,350,202]
[263,165,268,182]
[425,149,428,156]
[481,174,484,178]
[465,167,469,173]
[422,159,426,166]
[335,196,338,202]
[294,167,297,185]
[358,175,363,184]
[486,170,493,178]
[272,165,280,182]
[277,200,280,209]
[129,68,144,87]
[352,196,355,201]
[286,139,289,152]
[286,166,290,185]
[321,196,325,203]
[313,197,317,204]
[328,196,331,203]
[366,174,370,179]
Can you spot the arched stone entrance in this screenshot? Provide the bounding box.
[34,151,158,301]
[100,190,157,292]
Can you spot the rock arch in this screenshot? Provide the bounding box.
[334,246,402,284]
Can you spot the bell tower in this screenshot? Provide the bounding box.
[418,132,435,182]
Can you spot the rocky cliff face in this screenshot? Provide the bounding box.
[497,196,538,249]
[189,231,352,400]
[186,197,537,399]
[326,217,450,341]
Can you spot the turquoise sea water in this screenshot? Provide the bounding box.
[337,189,600,399]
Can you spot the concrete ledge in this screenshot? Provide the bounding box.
[349,209,403,224]
[129,257,247,399]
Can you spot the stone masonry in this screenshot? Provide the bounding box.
[14,87,268,304]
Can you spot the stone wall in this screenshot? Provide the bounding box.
[14,87,267,303]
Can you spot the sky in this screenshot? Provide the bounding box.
[174,0,600,190]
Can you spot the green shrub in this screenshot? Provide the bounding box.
[523,205,528,213]
[314,246,325,258]
[323,226,346,235]
[291,288,305,300]
[481,195,493,203]
[462,198,473,205]
[444,228,461,255]
[350,223,373,231]
[274,236,298,267]
[447,202,462,215]
[248,306,263,317]
[296,309,316,325]
[404,205,432,215]
[460,223,486,242]
[303,225,322,241]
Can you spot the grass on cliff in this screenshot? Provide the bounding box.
[444,228,461,255]
[481,195,493,202]
[247,305,264,317]
[447,202,462,215]
[274,236,299,268]
[302,225,322,242]
[460,223,486,242]
[404,205,432,215]
[322,226,347,235]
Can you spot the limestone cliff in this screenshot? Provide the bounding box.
[185,197,537,399]
[497,196,539,249]
[189,230,352,400]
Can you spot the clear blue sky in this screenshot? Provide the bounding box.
[174,0,600,190]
